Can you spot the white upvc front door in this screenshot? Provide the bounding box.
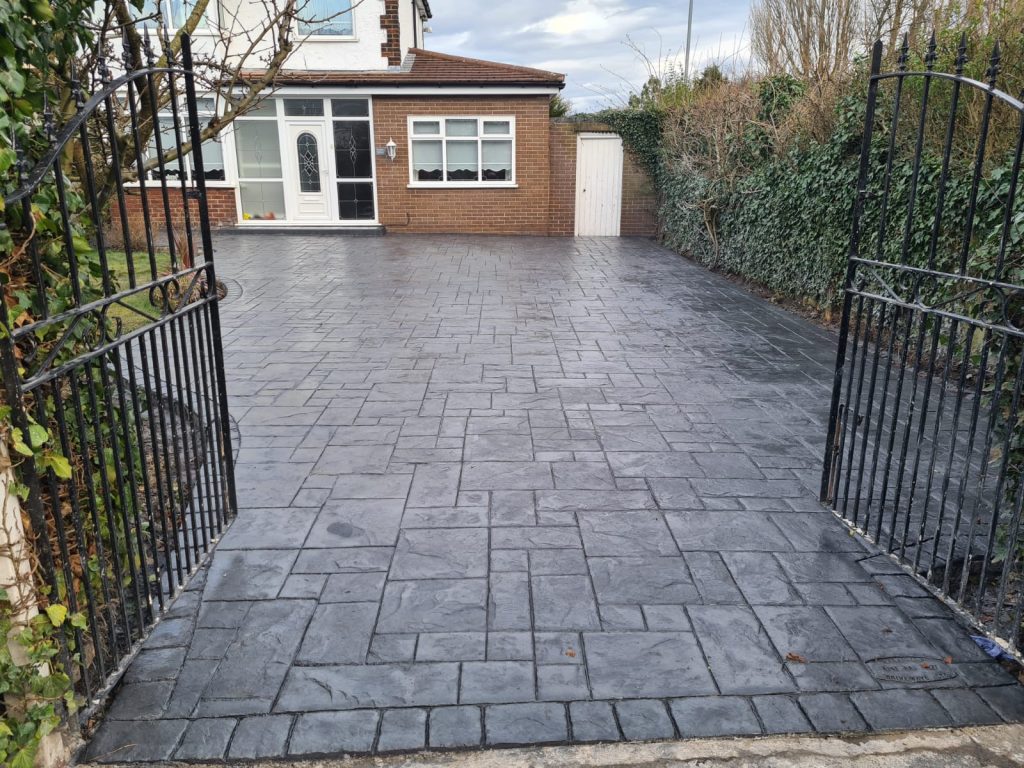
[285,121,332,222]
[575,133,624,236]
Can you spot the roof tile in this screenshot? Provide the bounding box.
[241,49,565,88]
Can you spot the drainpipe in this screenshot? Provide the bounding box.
[412,0,418,48]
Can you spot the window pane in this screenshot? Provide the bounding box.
[445,119,477,137]
[333,121,373,178]
[296,132,322,193]
[235,121,282,178]
[169,0,213,28]
[240,181,285,220]
[245,99,277,117]
[331,99,369,117]
[195,97,217,113]
[283,98,324,117]
[149,116,185,180]
[411,140,442,181]
[412,121,440,135]
[446,140,479,181]
[483,120,511,135]
[338,182,375,220]
[191,137,226,180]
[482,140,512,181]
[134,0,159,23]
[298,0,354,35]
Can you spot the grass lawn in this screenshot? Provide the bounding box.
[105,250,173,332]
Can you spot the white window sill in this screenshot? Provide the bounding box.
[300,35,358,42]
[407,182,518,190]
[124,181,235,189]
[237,220,380,226]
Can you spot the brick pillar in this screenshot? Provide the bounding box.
[380,0,401,66]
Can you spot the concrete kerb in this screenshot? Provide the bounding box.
[80,724,1024,768]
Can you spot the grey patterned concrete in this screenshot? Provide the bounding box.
[84,235,1024,763]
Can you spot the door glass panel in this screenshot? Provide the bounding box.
[412,140,442,181]
[283,98,325,117]
[331,98,369,117]
[240,181,285,220]
[235,121,282,178]
[337,182,375,220]
[446,141,479,181]
[296,132,321,193]
[333,121,372,178]
[482,140,512,181]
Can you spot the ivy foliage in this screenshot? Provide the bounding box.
[2,3,100,765]
[597,107,664,178]
[609,53,1022,315]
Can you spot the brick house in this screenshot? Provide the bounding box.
[124,0,656,237]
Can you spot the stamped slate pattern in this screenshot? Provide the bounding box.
[84,235,1024,762]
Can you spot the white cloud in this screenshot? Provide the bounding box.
[424,0,753,111]
[522,0,656,43]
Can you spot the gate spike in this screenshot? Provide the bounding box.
[122,28,135,70]
[142,25,156,67]
[98,55,112,85]
[42,94,54,141]
[69,60,84,108]
[158,23,172,66]
[925,31,937,69]
[9,125,25,184]
[955,32,968,74]
[897,33,910,71]
[986,40,1001,86]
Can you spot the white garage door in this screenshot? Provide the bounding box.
[575,133,624,236]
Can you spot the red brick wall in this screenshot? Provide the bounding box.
[373,96,553,235]
[108,187,237,248]
[547,119,658,237]
[549,122,577,236]
[380,0,402,66]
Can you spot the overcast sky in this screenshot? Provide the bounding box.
[426,0,753,112]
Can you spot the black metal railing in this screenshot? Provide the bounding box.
[0,34,236,718]
[823,35,1024,655]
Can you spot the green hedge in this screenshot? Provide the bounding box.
[647,100,1020,314]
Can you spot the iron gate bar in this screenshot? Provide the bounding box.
[822,33,1024,656]
[0,33,236,718]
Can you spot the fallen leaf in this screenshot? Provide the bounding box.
[565,648,576,658]
[785,652,808,663]
[943,656,953,665]
[920,662,931,669]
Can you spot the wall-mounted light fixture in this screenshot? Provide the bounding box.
[385,138,397,161]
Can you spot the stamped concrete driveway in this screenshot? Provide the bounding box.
[85,235,1024,762]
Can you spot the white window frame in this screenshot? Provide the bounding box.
[127,96,230,188]
[232,95,380,226]
[296,0,357,40]
[407,116,517,189]
[233,99,288,223]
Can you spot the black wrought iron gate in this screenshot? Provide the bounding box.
[822,36,1024,655]
[0,34,236,716]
